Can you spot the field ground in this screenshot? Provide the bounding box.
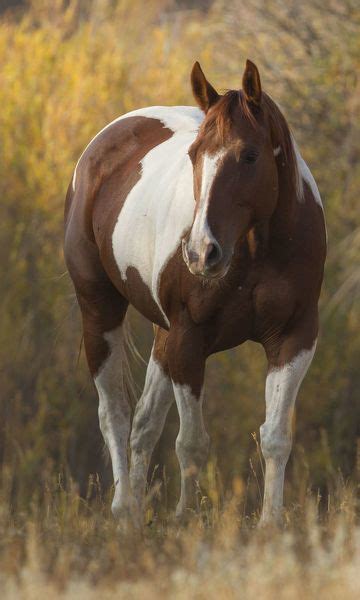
[1,473,359,599]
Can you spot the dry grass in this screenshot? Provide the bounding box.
[0,470,359,599]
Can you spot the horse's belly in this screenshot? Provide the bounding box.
[112,133,195,325]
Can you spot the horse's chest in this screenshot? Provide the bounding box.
[186,264,296,354]
[183,278,255,353]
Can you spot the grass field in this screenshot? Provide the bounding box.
[1,471,359,599]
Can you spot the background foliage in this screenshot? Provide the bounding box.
[0,0,359,517]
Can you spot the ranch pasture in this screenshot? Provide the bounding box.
[0,1,359,597]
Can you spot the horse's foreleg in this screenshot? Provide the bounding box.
[260,319,318,526]
[166,315,209,520]
[173,384,209,520]
[130,328,173,525]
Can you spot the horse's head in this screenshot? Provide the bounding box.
[183,59,297,279]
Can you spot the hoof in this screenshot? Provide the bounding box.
[258,512,284,530]
[111,494,144,532]
[175,502,197,526]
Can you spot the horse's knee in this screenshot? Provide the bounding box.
[175,431,210,469]
[130,420,156,455]
[130,396,164,454]
[260,423,292,463]
[97,394,130,441]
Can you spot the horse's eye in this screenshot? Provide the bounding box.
[243,150,258,164]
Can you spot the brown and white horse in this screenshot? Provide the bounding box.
[64,60,326,526]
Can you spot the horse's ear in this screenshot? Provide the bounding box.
[191,61,220,113]
[242,59,262,106]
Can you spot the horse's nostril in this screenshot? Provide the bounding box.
[205,241,222,267]
[187,248,199,264]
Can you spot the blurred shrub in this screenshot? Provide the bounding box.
[0,0,359,513]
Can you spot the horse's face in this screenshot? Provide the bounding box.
[183,60,279,279]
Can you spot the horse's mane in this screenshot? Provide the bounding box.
[202,89,302,200]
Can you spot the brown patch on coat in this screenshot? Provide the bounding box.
[152,325,170,376]
[65,116,173,375]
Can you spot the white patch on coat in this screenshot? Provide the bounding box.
[188,149,226,251]
[111,106,204,324]
[260,341,317,523]
[94,325,133,518]
[291,138,323,207]
[291,138,327,242]
[130,351,173,518]
[72,105,203,191]
[273,146,281,156]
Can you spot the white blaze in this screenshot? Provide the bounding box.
[189,149,226,250]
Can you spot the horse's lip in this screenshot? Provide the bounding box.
[188,260,230,280]
[203,264,230,280]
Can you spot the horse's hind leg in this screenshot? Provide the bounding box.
[77,283,133,521]
[130,327,174,524]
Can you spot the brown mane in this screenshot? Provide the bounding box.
[201,89,301,200]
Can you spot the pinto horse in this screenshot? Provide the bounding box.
[64,60,326,526]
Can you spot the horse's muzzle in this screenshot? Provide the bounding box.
[182,238,228,279]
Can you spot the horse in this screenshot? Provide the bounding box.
[64,59,326,526]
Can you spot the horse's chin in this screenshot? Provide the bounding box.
[187,261,231,281]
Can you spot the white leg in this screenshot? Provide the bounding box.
[130,351,173,523]
[173,383,210,519]
[94,326,132,520]
[260,341,317,525]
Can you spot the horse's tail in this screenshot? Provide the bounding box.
[119,315,144,409]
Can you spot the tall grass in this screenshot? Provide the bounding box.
[1,440,359,598]
[0,467,359,599]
